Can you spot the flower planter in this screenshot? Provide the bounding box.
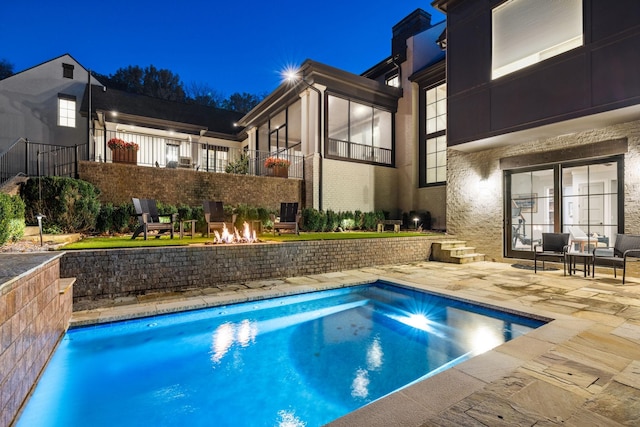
[111,149,138,165]
[269,166,288,178]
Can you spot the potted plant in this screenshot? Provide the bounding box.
[264,157,291,178]
[108,138,139,165]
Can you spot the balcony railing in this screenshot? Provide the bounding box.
[326,138,392,165]
[92,129,303,179]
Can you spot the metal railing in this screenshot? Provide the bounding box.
[0,138,84,187]
[327,138,392,165]
[0,130,305,185]
[92,129,304,179]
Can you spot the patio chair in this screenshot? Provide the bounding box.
[131,198,177,240]
[533,233,569,274]
[203,201,237,237]
[592,234,640,284]
[270,202,301,235]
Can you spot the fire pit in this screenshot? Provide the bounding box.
[211,222,259,244]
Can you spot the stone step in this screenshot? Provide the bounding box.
[431,241,485,264]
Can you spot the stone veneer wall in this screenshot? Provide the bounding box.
[60,237,435,306]
[447,119,640,262]
[1,255,72,427]
[78,161,302,209]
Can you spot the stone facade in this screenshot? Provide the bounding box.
[0,254,72,427]
[61,237,437,306]
[78,161,302,209]
[447,119,640,262]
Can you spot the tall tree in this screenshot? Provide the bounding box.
[0,59,14,80]
[221,92,265,114]
[186,81,225,108]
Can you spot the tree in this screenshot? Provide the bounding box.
[106,65,186,102]
[185,81,225,107]
[0,59,14,80]
[221,92,265,113]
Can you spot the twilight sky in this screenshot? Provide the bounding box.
[0,0,444,96]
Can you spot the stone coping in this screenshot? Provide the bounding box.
[70,260,640,425]
[0,252,63,292]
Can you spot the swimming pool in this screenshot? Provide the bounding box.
[16,281,545,427]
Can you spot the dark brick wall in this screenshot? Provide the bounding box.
[78,161,303,209]
[61,237,436,306]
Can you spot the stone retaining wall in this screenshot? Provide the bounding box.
[60,237,436,307]
[1,255,72,427]
[78,160,302,209]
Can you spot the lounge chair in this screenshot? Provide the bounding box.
[533,233,569,274]
[592,234,640,284]
[203,201,237,237]
[270,202,301,235]
[131,198,177,240]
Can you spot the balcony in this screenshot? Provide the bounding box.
[93,130,303,179]
[326,138,392,166]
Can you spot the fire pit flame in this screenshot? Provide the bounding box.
[212,222,258,244]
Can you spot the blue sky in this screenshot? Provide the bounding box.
[0,1,444,96]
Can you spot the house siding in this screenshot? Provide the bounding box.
[322,158,397,213]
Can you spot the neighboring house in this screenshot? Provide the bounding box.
[0,54,102,180]
[84,86,247,172]
[432,0,640,261]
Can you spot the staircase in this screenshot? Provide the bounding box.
[431,240,485,264]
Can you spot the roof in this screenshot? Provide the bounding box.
[81,85,245,137]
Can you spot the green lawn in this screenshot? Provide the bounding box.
[61,231,439,250]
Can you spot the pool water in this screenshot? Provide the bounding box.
[17,282,545,427]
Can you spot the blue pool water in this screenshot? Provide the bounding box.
[17,282,545,427]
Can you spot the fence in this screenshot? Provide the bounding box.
[0,138,84,187]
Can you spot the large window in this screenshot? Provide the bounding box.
[257,100,302,156]
[424,83,447,185]
[327,95,393,165]
[492,0,583,79]
[58,96,76,128]
[506,158,621,258]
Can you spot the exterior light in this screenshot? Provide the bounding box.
[413,217,419,229]
[36,214,45,246]
[111,111,118,116]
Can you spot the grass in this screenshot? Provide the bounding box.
[61,231,439,250]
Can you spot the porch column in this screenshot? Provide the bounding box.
[299,84,325,210]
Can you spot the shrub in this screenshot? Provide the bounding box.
[0,193,26,245]
[21,177,101,233]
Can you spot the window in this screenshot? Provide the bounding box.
[166,144,179,165]
[492,0,583,79]
[62,63,74,79]
[327,95,393,165]
[423,83,446,185]
[201,145,229,172]
[58,96,76,127]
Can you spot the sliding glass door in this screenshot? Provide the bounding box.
[505,157,622,258]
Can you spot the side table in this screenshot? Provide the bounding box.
[179,220,197,239]
[566,252,593,277]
